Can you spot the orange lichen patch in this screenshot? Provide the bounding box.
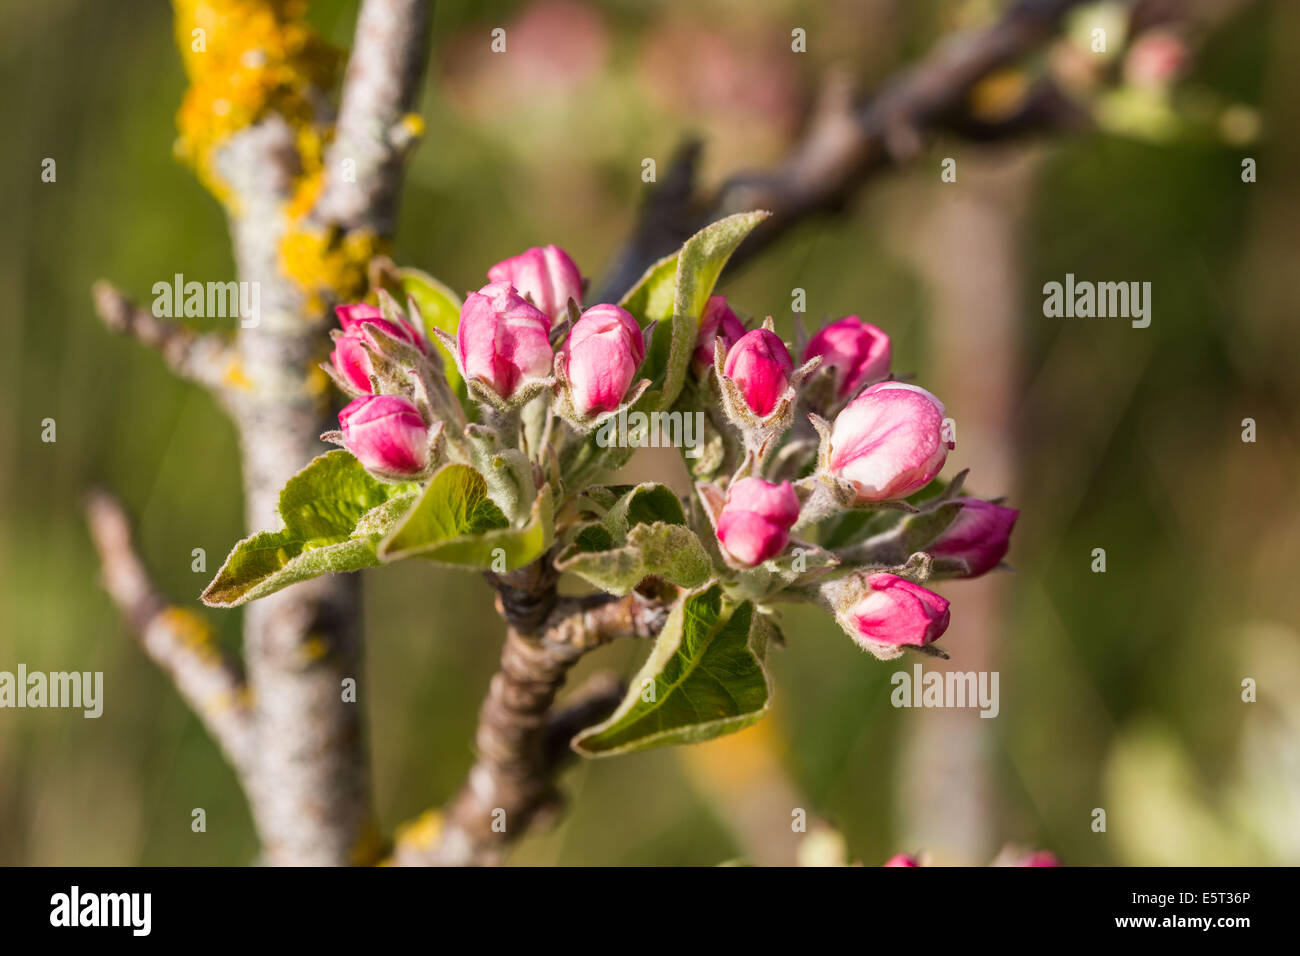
[158,607,222,665]
[968,68,1031,123]
[172,0,339,203]
[221,355,254,390]
[300,633,330,663]
[280,225,385,316]
[392,809,443,853]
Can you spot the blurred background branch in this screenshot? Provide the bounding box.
[594,0,1094,302]
[86,0,434,865]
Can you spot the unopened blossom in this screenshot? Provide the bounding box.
[457,280,553,399]
[802,315,891,398]
[723,328,793,417]
[693,295,745,373]
[844,573,950,654]
[927,498,1019,577]
[563,304,645,415]
[829,382,950,502]
[487,244,584,324]
[338,395,429,476]
[330,302,426,393]
[715,477,800,566]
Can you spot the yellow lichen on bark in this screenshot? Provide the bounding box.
[172,0,338,205]
[171,1,388,318]
[158,607,222,664]
[279,225,384,315]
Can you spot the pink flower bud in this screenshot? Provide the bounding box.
[330,302,427,393]
[715,477,800,566]
[330,332,378,393]
[457,280,553,399]
[882,854,921,867]
[802,315,891,398]
[487,244,584,324]
[1124,30,1188,88]
[928,498,1019,577]
[562,304,645,415]
[723,328,794,417]
[829,382,950,502]
[334,302,425,351]
[1021,851,1062,867]
[693,295,745,373]
[845,573,950,653]
[338,395,429,476]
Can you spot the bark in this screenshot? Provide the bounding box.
[90,0,433,866]
[593,0,1093,303]
[408,581,669,866]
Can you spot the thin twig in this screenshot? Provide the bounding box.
[313,0,432,234]
[84,488,256,779]
[91,280,236,396]
[593,0,1093,301]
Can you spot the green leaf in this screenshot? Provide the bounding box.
[658,210,769,410]
[557,521,710,595]
[378,464,554,570]
[400,267,465,400]
[556,483,704,594]
[572,585,772,756]
[202,451,415,607]
[618,251,678,326]
[601,482,687,535]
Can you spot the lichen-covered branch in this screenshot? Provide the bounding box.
[84,489,256,780]
[88,0,434,866]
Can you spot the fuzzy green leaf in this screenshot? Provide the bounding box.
[202,451,415,607]
[400,266,465,400]
[378,465,554,570]
[572,585,772,756]
[658,211,768,410]
[618,251,678,326]
[557,521,710,595]
[601,482,687,534]
[557,483,703,594]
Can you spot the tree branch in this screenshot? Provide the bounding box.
[84,489,256,780]
[313,0,432,234]
[89,0,435,866]
[593,0,1093,301]
[91,280,236,397]
[394,585,669,866]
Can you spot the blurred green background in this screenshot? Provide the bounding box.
[1,0,1296,865]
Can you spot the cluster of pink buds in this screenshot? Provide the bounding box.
[321,301,446,480]
[688,302,1015,659]
[318,229,1017,664]
[417,244,652,427]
